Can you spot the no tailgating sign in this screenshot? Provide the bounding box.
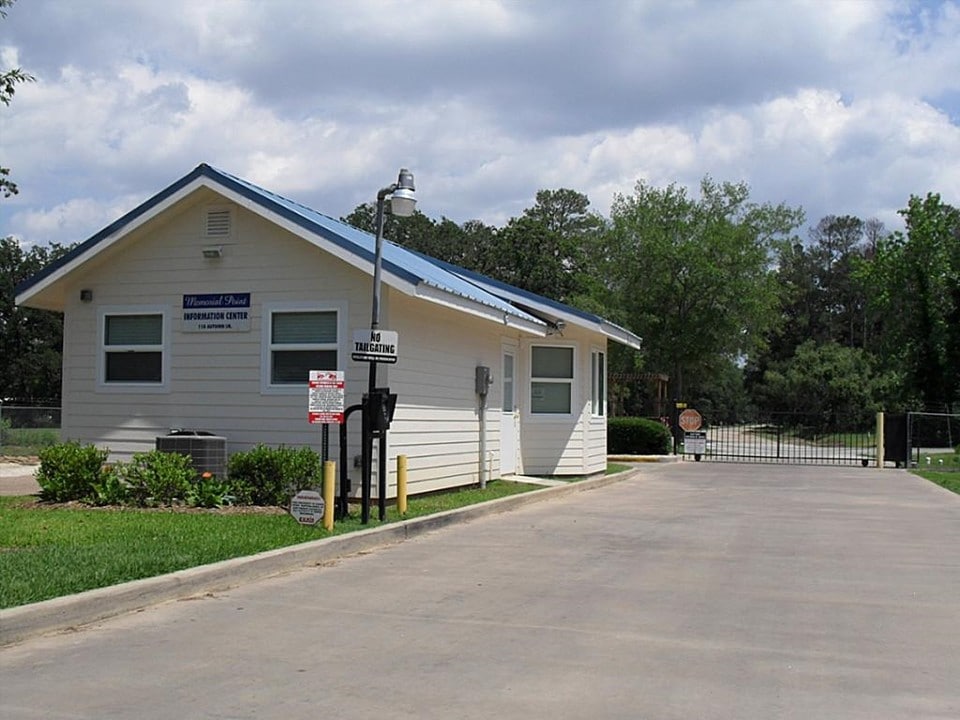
[351,329,399,364]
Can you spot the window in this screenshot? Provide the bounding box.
[591,349,605,416]
[531,345,574,414]
[102,312,165,384]
[268,309,338,385]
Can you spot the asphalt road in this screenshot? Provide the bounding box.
[2,463,959,719]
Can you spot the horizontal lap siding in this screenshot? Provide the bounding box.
[585,417,607,474]
[61,195,370,473]
[384,293,513,495]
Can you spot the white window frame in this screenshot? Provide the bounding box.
[591,347,606,417]
[528,343,576,419]
[97,305,170,393]
[261,301,346,395]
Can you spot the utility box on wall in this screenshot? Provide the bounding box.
[475,365,492,396]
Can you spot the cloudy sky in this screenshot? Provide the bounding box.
[2,0,959,249]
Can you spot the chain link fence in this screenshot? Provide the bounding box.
[0,404,62,456]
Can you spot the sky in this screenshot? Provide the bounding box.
[2,0,959,250]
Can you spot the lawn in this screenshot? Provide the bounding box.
[913,468,960,496]
[0,479,548,609]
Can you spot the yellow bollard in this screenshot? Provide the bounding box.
[323,460,335,531]
[397,454,408,515]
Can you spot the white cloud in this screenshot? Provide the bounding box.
[2,0,959,247]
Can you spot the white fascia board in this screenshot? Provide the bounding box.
[457,276,642,349]
[600,321,642,350]
[15,178,211,307]
[415,283,548,336]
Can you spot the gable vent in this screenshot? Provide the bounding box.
[205,208,232,238]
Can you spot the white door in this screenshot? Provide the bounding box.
[500,349,518,475]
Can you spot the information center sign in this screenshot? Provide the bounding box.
[308,370,345,424]
[182,293,251,332]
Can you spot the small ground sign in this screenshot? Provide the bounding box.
[290,490,325,525]
[684,430,707,457]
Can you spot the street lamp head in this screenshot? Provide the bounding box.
[390,168,416,217]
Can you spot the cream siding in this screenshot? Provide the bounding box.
[60,195,370,482]
[383,291,520,494]
[44,181,620,497]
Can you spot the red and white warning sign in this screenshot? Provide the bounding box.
[678,408,703,432]
[308,370,345,424]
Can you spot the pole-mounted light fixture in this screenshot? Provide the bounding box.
[362,168,416,524]
[370,168,416,332]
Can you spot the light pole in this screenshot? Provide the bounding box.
[362,168,416,523]
[369,168,416,390]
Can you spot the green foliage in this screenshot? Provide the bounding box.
[35,441,109,502]
[750,341,885,432]
[187,472,235,509]
[1,237,73,403]
[1,0,34,198]
[608,417,672,455]
[227,445,322,506]
[88,468,129,507]
[860,193,960,408]
[119,450,197,507]
[607,176,804,400]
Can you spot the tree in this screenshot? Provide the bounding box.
[747,215,885,400]
[606,176,803,401]
[343,187,606,305]
[862,193,960,408]
[0,237,71,403]
[750,340,888,432]
[1,0,35,198]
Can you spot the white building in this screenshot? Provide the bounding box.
[15,164,641,496]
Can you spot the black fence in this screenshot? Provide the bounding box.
[905,412,960,469]
[682,411,877,466]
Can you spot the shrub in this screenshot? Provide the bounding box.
[120,450,197,506]
[608,417,672,455]
[88,466,130,506]
[187,472,235,509]
[228,445,322,506]
[36,442,109,502]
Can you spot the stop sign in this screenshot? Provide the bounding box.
[678,408,702,432]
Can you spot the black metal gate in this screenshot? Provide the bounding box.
[681,411,878,466]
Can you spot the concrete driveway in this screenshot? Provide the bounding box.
[2,463,958,719]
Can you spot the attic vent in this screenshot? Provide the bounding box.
[205,208,232,238]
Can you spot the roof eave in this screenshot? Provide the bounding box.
[415,283,548,336]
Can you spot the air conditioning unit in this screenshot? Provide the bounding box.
[156,430,227,478]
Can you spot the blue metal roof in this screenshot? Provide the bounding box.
[15,163,640,347]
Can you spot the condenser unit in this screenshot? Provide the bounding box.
[156,430,227,478]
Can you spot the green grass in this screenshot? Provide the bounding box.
[0,427,60,456]
[0,479,542,609]
[913,453,960,495]
[913,470,960,495]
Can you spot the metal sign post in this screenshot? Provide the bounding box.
[308,370,345,464]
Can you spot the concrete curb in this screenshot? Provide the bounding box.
[0,467,642,646]
[608,454,682,463]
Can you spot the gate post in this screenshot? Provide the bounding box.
[876,412,885,469]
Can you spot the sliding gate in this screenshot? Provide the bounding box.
[683,412,877,466]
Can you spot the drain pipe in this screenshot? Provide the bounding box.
[476,366,493,489]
